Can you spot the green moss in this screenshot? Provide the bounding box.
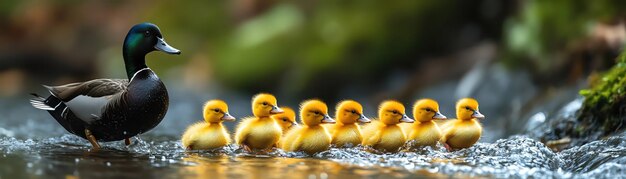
[576,51,626,137]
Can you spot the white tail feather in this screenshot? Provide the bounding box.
[30,99,54,111]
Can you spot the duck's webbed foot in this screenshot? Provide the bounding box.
[84,129,101,149]
[124,138,131,146]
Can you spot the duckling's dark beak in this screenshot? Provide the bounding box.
[270,106,284,114]
[321,114,336,124]
[358,114,371,123]
[155,37,181,55]
[400,114,414,123]
[432,111,447,119]
[221,113,235,121]
[471,110,485,119]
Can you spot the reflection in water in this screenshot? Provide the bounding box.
[179,155,422,178]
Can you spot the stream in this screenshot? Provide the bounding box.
[1,88,625,178]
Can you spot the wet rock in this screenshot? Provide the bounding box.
[539,52,626,150]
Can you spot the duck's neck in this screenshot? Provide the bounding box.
[123,34,149,79]
[208,122,223,126]
[257,116,272,121]
[305,125,322,129]
[123,50,148,79]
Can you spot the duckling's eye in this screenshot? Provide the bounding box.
[425,108,431,112]
[392,110,398,114]
[282,118,288,122]
[465,107,471,111]
[262,102,268,106]
[314,111,320,115]
[144,30,151,36]
[214,109,220,112]
[351,110,357,114]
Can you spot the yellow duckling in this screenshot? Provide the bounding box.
[271,106,298,134]
[234,93,284,150]
[181,100,236,150]
[362,100,414,152]
[440,98,485,150]
[401,99,447,148]
[281,100,336,154]
[327,100,371,147]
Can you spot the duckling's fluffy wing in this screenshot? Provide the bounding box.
[280,125,303,150]
[234,116,256,144]
[438,119,458,143]
[181,121,206,148]
[361,120,383,137]
[361,120,384,145]
[44,79,128,101]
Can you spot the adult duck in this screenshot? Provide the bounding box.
[29,23,180,149]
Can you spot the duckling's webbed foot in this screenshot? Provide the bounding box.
[124,138,131,146]
[84,129,101,149]
[443,143,452,152]
[241,144,252,152]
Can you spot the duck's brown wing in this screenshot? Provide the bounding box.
[44,79,129,101]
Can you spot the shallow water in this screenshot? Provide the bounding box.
[2,90,626,178]
[1,133,625,178]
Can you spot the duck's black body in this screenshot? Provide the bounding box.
[35,69,168,141]
[30,23,180,145]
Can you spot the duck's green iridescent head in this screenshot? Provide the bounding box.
[123,23,180,78]
[124,23,180,55]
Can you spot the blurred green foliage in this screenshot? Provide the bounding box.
[210,1,429,93]
[134,0,462,95]
[503,0,626,72]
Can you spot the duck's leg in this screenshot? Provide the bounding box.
[124,138,131,146]
[84,129,101,149]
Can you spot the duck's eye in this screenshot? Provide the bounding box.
[144,30,150,36]
[465,107,471,111]
[214,109,220,112]
[314,111,320,115]
[262,102,268,106]
[282,118,288,122]
[425,108,431,112]
[351,110,357,114]
[392,111,398,114]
